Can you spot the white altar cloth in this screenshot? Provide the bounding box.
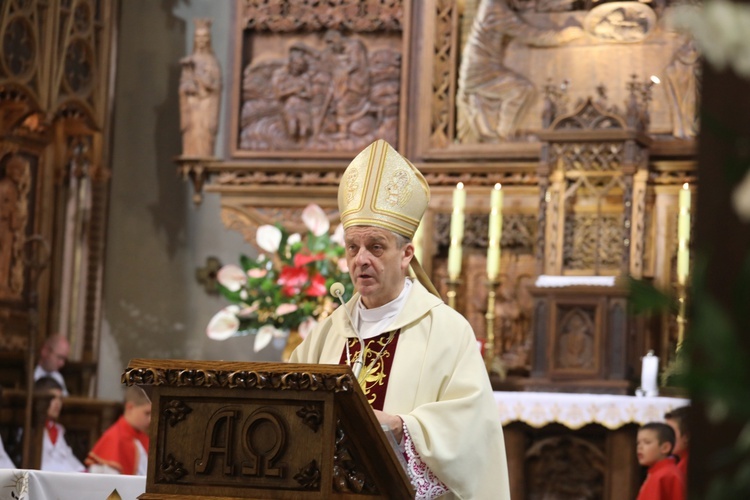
[0,469,146,500]
[535,275,617,287]
[494,391,689,430]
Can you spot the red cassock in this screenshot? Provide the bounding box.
[86,416,149,475]
[676,450,689,477]
[636,457,686,500]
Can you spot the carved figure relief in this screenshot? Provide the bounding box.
[665,37,700,139]
[493,255,535,374]
[272,43,315,140]
[456,0,583,143]
[0,154,30,301]
[179,18,222,157]
[322,29,370,138]
[239,29,400,152]
[526,435,605,499]
[556,310,595,370]
[584,2,656,44]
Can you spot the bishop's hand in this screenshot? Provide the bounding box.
[373,410,404,444]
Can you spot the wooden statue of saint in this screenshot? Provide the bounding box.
[179,18,222,158]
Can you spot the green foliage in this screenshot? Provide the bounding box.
[627,276,676,315]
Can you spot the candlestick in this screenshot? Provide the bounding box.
[484,279,500,372]
[677,183,691,285]
[487,184,503,280]
[676,283,687,349]
[448,182,465,280]
[446,279,460,310]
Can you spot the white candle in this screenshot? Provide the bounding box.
[448,183,465,280]
[487,184,503,280]
[640,350,659,397]
[677,183,691,285]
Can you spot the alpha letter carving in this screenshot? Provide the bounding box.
[195,407,239,475]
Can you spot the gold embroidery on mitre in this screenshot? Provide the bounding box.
[343,167,360,206]
[384,167,412,208]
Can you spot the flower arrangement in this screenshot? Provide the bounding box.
[207,204,353,353]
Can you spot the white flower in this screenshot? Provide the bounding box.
[256,225,283,252]
[216,265,247,292]
[732,168,750,222]
[298,316,318,340]
[237,304,259,318]
[302,204,330,236]
[275,303,299,316]
[668,0,750,78]
[331,223,345,246]
[247,268,267,279]
[254,324,288,352]
[206,306,241,340]
[287,233,301,245]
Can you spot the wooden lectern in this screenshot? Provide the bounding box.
[123,359,414,499]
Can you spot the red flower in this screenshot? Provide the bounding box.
[293,253,325,267]
[279,253,329,297]
[278,265,308,296]
[304,273,327,297]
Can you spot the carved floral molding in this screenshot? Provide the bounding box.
[122,367,355,393]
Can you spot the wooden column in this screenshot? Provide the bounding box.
[503,423,526,500]
[689,54,750,495]
[606,424,639,500]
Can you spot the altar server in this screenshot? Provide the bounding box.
[636,422,685,500]
[35,376,86,472]
[665,406,690,476]
[86,386,151,475]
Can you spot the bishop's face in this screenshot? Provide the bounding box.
[344,226,413,309]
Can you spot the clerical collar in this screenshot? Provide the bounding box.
[354,278,412,339]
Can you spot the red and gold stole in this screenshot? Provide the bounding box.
[339,330,401,411]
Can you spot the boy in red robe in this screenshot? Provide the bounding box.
[636,422,685,500]
[665,406,690,476]
[86,386,151,475]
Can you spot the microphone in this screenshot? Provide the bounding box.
[329,282,365,379]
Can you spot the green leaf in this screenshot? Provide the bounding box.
[240,254,255,270]
[627,277,675,315]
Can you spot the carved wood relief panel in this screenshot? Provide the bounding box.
[526,434,606,499]
[232,0,404,157]
[406,0,701,158]
[551,305,599,376]
[0,152,35,304]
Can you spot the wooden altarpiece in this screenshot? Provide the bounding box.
[123,359,414,500]
[0,0,117,397]
[523,87,653,394]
